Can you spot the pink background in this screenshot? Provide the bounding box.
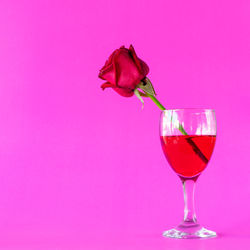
[0,0,250,249]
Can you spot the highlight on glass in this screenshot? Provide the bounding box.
[160,109,217,239]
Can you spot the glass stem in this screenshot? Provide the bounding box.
[183,179,197,223]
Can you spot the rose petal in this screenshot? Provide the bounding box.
[100,49,117,71]
[129,45,143,72]
[139,59,149,76]
[114,50,142,89]
[98,63,116,85]
[113,87,134,97]
[99,49,119,84]
[129,45,149,76]
[100,82,115,90]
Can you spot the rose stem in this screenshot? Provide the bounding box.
[147,94,208,164]
[148,94,166,110]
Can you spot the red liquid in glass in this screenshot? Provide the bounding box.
[160,135,216,179]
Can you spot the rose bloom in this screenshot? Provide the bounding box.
[98,45,149,97]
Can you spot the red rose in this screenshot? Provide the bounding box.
[98,45,149,97]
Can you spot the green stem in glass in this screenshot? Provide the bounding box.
[146,93,208,164]
[147,94,188,136]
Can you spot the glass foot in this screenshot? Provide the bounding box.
[163,222,217,239]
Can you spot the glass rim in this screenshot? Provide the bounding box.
[161,108,215,113]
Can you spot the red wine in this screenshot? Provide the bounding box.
[160,135,216,179]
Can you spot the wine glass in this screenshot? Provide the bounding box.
[160,109,217,239]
